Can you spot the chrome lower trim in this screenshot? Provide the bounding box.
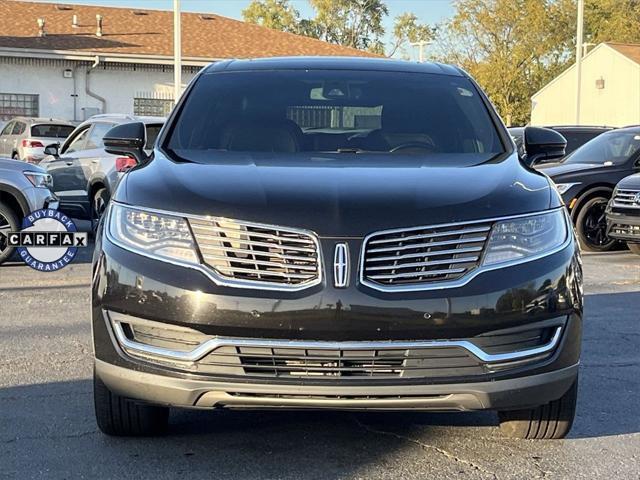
[359,208,573,292]
[108,311,563,366]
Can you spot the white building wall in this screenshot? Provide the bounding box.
[531,45,640,127]
[0,57,200,123]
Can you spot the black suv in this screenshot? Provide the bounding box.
[607,173,640,255]
[92,57,582,440]
[508,125,612,160]
[537,127,640,251]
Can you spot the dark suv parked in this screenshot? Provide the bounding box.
[607,173,640,254]
[92,57,582,440]
[508,125,612,160]
[40,114,164,226]
[537,127,640,251]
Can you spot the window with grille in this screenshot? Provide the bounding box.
[133,97,173,117]
[0,93,39,120]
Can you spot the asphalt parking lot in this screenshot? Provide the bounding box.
[0,247,638,479]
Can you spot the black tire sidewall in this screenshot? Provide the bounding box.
[575,196,616,252]
[91,188,111,233]
[0,201,20,264]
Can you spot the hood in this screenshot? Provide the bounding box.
[0,157,46,173]
[536,161,609,177]
[617,173,640,190]
[119,151,552,237]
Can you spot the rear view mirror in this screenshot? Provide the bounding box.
[522,127,567,167]
[104,122,149,164]
[44,143,59,157]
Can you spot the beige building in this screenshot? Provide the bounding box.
[531,42,640,127]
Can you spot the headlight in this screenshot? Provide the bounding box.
[482,209,568,266]
[24,171,53,189]
[554,182,580,195]
[108,203,198,263]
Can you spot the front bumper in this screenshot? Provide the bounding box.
[92,227,583,412]
[607,210,640,242]
[21,186,59,213]
[96,359,578,411]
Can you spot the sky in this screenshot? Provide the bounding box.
[35,0,454,56]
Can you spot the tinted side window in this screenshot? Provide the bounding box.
[0,122,13,136]
[145,124,163,149]
[63,128,90,154]
[86,122,115,150]
[12,122,26,135]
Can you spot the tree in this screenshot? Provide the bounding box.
[434,0,640,125]
[242,0,301,33]
[389,13,434,59]
[432,0,573,126]
[307,0,388,51]
[242,0,389,53]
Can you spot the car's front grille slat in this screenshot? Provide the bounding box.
[612,189,640,208]
[189,218,320,288]
[362,221,492,288]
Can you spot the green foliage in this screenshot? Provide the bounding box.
[242,0,640,124]
[389,13,434,58]
[242,0,430,57]
[435,0,640,125]
[241,0,301,33]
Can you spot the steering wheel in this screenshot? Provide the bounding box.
[389,142,438,153]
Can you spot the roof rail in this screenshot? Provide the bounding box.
[88,113,136,121]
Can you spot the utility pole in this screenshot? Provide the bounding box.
[575,0,584,125]
[411,40,431,63]
[173,0,182,106]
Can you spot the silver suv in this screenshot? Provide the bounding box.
[0,117,75,163]
[40,114,164,227]
[0,158,58,264]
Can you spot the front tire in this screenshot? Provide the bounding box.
[94,371,169,436]
[0,201,19,265]
[575,196,617,252]
[628,243,640,255]
[498,378,578,439]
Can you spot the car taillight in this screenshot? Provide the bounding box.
[22,139,44,148]
[115,157,137,173]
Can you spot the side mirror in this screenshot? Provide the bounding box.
[44,143,59,157]
[522,126,567,167]
[103,122,149,165]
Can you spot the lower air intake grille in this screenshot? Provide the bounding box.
[189,218,321,288]
[362,221,492,288]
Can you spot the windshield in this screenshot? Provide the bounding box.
[563,130,640,166]
[166,70,504,159]
[31,124,74,138]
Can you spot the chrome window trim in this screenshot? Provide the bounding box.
[359,207,573,292]
[105,201,323,292]
[108,311,563,365]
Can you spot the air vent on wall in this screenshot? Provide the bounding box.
[133,11,149,16]
[56,5,73,10]
[200,15,216,20]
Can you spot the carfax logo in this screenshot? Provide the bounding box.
[7,209,88,272]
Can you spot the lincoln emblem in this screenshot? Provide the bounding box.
[333,243,349,288]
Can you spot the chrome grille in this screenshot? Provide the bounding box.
[189,218,320,288]
[612,189,640,209]
[362,221,492,287]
